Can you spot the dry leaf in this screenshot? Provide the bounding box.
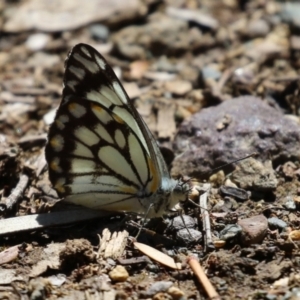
[134,242,181,270]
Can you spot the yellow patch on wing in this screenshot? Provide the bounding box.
[50,157,62,173]
[68,102,86,118]
[91,103,102,112]
[54,178,66,194]
[112,113,124,124]
[120,185,138,194]
[91,103,113,124]
[50,135,64,152]
[148,157,159,193]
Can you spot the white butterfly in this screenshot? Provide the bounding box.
[45,43,189,218]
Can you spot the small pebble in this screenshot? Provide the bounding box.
[164,80,192,96]
[108,265,129,282]
[145,281,173,296]
[202,65,221,81]
[89,24,110,41]
[153,292,170,300]
[25,33,50,51]
[106,258,116,266]
[171,215,196,230]
[219,185,248,201]
[238,215,268,246]
[247,19,270,37]
[268,217,288,231]
[214,240,226,248]
[176,228,202,244]
[146,263,160,273]
[284,196,296,210]
[167,286,185,299]
[219,224,242,241]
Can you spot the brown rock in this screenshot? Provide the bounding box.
[172,96,300,178]
[238,215,268,246]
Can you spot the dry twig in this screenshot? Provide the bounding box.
[199,183,214,252]
[0,209,111,236]
[187,255,220,300]
[1,174,29,211]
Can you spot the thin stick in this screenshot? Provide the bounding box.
[199,183,214,252]
[1,174,29,211]
[0,209,111,236]
[187,255,220,300]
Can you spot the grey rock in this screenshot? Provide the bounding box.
[283,196,296,211]
[170,215,196,230]
[219,186,249,201]
[280,3,300,29]
[172,96,300,178]
[202,65,222,81]
[268,217,288,231]
[219,224,242,241]
[176,228,202,244]
[89,24,109,41]
[144,281,173,296]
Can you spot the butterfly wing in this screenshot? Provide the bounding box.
[45,43,173,215]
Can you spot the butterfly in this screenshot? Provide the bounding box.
[45,43,190,218]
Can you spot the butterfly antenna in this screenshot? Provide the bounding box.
[210,152,258,174]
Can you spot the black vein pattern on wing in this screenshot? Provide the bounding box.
[66,44,167,180]
[45,43,167,204]
[47,96,153,196]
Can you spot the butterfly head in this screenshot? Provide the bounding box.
[147,178,190,218]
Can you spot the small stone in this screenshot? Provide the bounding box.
[145,281,173,296]
[268,217,288,231]
[220,224,242,241]
[281,3,300,29]
[238,215,268,246]
[106,258,116,266]
[167,286,185,299]
[146,263,160,273]
[153,292,171,300]
[164,80,192,96]
[214,240,226,248]
[171,215,196,230]
[108,265,129,282]
[25,33,50,51]
[89,24,109,41]
[289,230,300,242]
[284,196,297,210]
[176,228,202,244]
[230,158,278,191]
[202,65,221,81]
[219,185,249,201]
[247,19,270,37]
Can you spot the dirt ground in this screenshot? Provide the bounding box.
[1,0,300,299]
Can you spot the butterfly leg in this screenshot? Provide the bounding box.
[135,203,155,239]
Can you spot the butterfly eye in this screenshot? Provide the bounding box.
[45,43,189,218]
